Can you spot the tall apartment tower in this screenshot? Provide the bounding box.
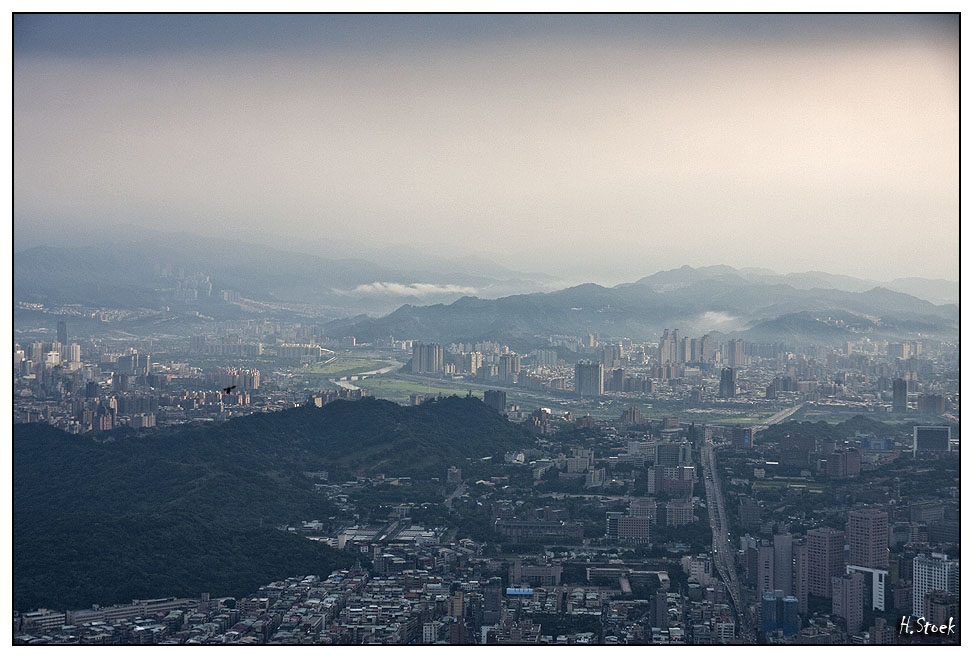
[847,508,889,569]
[57,320,68,346]
[498,353,521,381]
[719,368,736,398]
[792,539,809,614]
[658,329,680,365]
[774,534,794,595]
[412,343,444,374]
[575,361,604,397]
[756,543,775,595]
[700,334,716,363]
[66,343,81,364]
[678,337,691,364]
[727,339,746,367]
[832,572,865,635]
[892,378,908,413]
[912,553,959,617]
[807,527,845,598]
[483,390,506,414]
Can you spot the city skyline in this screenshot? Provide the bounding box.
[11,13,961,647]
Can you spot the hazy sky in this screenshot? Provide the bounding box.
[14,14,959,284]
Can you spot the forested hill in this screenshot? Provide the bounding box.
[14,396,534,611]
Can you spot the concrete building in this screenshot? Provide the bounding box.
[718,368,736,398]
[574,361,604,397]
[913,426,951,456]
[807,527,845,598]
[832,572,864,635]
[912,553,959,617]
[847,508,888,569]
[412,343,444,375]
[757,543,775,595]
[792,539,809,614]
[773,534,793,595]
[483,389,506,414]
[892,378,908,413]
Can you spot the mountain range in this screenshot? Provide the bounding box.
[324,267,958,347]
[13,231,561,317]
[14,232,957,345]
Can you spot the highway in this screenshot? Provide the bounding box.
[751,403,804,431]
[700,403,803,642]
[701,440,753,642]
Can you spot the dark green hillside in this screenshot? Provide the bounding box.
[14,396,533,611]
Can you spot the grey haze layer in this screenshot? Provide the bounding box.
[14,14,958,283]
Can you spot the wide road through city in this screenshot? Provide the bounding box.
[702,441,752,642]
[701,403,803,642]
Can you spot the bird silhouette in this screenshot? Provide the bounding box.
[223,385,236,394]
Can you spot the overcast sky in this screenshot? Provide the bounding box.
[14,14,958,284]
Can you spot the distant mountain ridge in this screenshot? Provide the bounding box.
[13,233,560,316]
[324,266,957,346]
[13,233,957,343]
[632,264,957,304]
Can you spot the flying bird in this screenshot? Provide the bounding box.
[223,385,236,394]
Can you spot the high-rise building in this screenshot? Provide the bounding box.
[65,343,82,364]
[602,343,622,368]
[760,592,778,637]
[727,339,746,368]
[847,508,888,569]
[845,565,888,612]
[574,361,604,397]
[655,441,691,467]
[617,516,651,544]
[731,426,752,449]
[807,527,845,598]
[605,511,623,539]
[689,337,702,363]
[483,390,506,414]
[412,343,444,374]
[923,590,959,628]
[888,343,911,360]
[677,337,691,364]
[483,577,502,625]
[654,591,668,628]
[912,553,959,617]
[917,394,946,415]
[757,543,775,595]
[761,591,799,638]
[892,378,908,413]
[609,368,625,392]
[792,539,809,614]
[774,534,793,595]
[913,426,951,456]
[832,572,864,635]
[57,320,67,346]
[461,351,484,374]
[658,329,679,365]
[498,353,521,381]
[718,368,736,398]
[29,341,44,361]
[619,405,642,427]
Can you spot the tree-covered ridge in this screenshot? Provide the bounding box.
[14,396,535,611]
